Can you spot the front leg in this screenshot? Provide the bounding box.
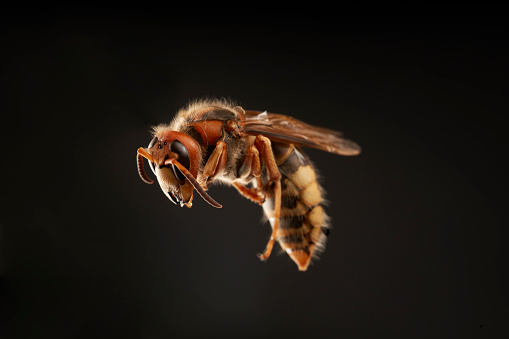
[198,141,228,188]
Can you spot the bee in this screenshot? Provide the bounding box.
[137,99,361,271]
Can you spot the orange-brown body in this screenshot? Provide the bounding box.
[137,99,360,271]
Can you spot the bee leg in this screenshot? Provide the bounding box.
[198,141,228,189]
[233,145,265,205]
[233,182,265,205]
[254,135,282,262]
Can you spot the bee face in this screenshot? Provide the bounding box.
[138,127,222,209]
[144,132,201,207]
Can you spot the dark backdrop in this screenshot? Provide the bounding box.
[1,8,507,338]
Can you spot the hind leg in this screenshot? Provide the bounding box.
[253,135,282,261]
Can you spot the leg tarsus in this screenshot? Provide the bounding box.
[257,179,281,261]
[233,182,265,205]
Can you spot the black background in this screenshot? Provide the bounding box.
[1,8,507,338]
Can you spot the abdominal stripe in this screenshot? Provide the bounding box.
[266,143,328,264]
[279,214,306,229]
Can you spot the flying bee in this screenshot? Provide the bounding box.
[137,99,361,271]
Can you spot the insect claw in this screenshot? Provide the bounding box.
[257,253,268,262]
[259,193,266,205]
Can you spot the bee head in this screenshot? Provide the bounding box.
[137,130,222,208]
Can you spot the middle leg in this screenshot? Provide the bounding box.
[233,145,265,205]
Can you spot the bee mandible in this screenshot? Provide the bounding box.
[137,99,361,271]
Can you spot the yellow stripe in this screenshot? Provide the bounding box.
[288,165,316,190]
[306,205,324,227]
[300,181,321,207]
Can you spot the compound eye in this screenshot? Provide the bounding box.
[169,140,190,182]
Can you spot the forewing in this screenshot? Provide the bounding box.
[242,111,361,156]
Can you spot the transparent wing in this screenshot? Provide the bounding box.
[241,111,361,156]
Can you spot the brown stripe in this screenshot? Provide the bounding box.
[281,194,299,209]
[280,200,312,217]
[279,215,305,229]
[277,224,313,239]
[279,233,306,245]
[272,142,295,166]
[281,177,300,196]
[278,147,311,176]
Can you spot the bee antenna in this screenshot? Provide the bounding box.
[137,148,154,184]
[166,158,223,208]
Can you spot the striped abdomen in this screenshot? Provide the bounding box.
[262,142,329,271]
